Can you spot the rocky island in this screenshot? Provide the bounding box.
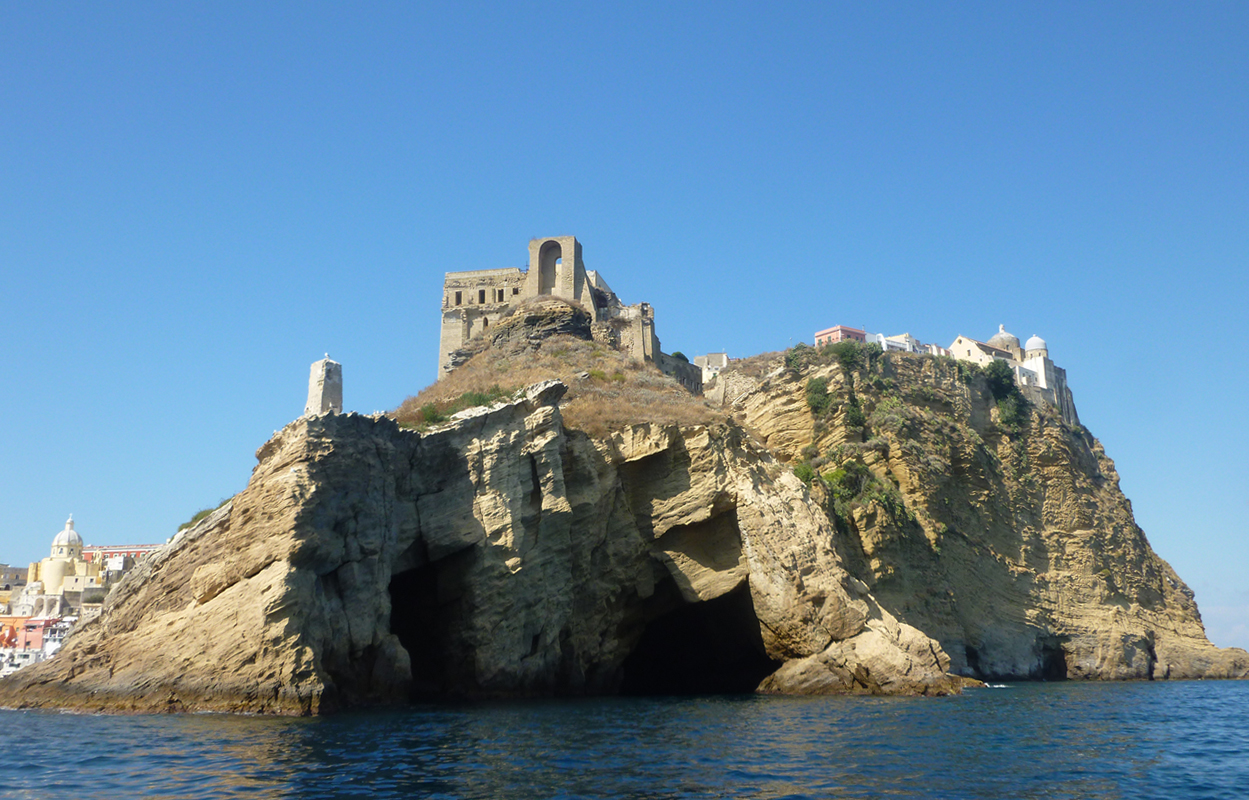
[1,237,1243,715]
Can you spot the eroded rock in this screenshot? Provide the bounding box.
[0,382,963,714]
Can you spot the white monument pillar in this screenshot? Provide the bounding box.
[305,355,342,416]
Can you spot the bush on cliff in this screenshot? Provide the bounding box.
[983,359,1016,401]
[805,377,831,414]
[784,340,882,375]
[823,461,911,526]
[982,359,1029,434]
[843,393,867,429]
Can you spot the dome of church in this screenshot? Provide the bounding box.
[52,516,83,548]
[1025,334,1047,352]
[987,325,1020,351]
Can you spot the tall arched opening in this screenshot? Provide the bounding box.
[537,240,562,295]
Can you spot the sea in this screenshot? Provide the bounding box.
[1,681,1246,799]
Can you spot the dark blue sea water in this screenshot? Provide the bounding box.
[1,681,1246,799]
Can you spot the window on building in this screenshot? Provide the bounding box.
[496,288,505,302]
[513,287,520,295]
[454,291,462,306]
[479,289,486,304]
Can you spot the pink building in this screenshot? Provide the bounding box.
[813,325,867,346]
[15,618,55,651]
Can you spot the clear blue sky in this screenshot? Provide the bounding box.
[2,2,1245,649]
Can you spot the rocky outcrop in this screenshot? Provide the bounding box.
[732,349,1249,682]
[0,381,967,715]
[447,299,593,370]
[5,342,1238,716]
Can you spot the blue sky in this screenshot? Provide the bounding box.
[2,2,1245,649]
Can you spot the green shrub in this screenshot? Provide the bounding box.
[980,360,1029,433]
[588,369,607,380]
[805,377,831,414]
[844,395,867,429]
[821,460,912,526]
[793,462,816,484]
[671,351,689,362]
[420,403,447,424]
[983,359,1017,402]
[997,393,1025,429]
[784,343,814,372]
[955,360,983,384]
[827,340,865,372]
[868,395,915,436]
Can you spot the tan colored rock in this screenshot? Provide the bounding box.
[0,380,963,714]
[726,350,1248,682]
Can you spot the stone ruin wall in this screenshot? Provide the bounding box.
[438,237,702,394]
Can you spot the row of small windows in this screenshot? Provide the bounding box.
[452,287,519,306]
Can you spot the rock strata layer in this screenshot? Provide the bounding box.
[732,350,1248,681]
[0,381,967,714]
[4,344,1242,715]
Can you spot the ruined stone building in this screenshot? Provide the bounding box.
[438,236,701,392]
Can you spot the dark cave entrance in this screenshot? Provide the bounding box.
[388,548,474,699]
[962,640,1069,682]
[964,645,982,677]
[620,584,781,695]
[1037,639,1069,681]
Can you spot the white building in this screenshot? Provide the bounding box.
[693,352,729,385]
[866,332,923,353]
[949,325,1079,425]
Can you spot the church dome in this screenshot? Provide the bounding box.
[52,516,83,548]
[987,324,1020,351]
[1025,334,1047,352]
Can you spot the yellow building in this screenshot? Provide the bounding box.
[27,517,101,595]
[949,333,1013,367]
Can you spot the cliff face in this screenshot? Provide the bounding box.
[3,344,1242,715]
[734,348,1247,681]
[0,381,965,714]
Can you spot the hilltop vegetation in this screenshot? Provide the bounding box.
[393,334,723,437]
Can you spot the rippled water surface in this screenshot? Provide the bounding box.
[1,681,1247,799]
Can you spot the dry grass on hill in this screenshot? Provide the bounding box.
[392,335,725,438]
[721,350,784,379]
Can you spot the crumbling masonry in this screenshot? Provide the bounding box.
[437,236,701,392]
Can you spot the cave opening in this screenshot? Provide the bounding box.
[1037,639,1069,681]
[620,584,781,695]
[964,645,982,677]
[388,548,474,699]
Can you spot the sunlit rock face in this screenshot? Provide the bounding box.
[729,349,1248,683]
[5,344,1243,716]
[0,381,964,715]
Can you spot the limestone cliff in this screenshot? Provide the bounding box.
[0,381,965,714]
[731,346,1247,681]
[3,337,1241,716]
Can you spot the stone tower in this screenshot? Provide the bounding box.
[304,355,342,416]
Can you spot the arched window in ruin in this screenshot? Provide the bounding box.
[538,239,562,295]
